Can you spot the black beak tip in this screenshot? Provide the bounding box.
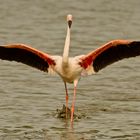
[68,20,72,28]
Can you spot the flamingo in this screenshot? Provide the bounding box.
[0,14,140,123]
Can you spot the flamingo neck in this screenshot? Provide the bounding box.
[62,26,70,66]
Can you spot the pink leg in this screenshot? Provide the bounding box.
[64,82,68,119]
[71,80,78,123]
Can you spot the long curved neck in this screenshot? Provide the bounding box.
[62,26,70,66]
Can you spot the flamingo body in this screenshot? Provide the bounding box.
[51,55,88,83]
[0,14,140,124]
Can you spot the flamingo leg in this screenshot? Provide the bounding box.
[71,80,78,124]
[64,82,68,119]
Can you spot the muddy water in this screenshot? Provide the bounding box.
[0,0,140,139]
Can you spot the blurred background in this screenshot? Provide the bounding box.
[0,0,140,139]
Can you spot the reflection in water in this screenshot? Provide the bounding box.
[0,0,140,139]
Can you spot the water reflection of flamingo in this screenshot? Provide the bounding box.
[0,14,140,123]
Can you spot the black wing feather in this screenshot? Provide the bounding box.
[0,46,49,72]
[93,41,140,72]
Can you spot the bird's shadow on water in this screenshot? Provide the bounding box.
[43,104,99,140]
[42,119,100,140]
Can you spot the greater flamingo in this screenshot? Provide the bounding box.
[0,14,140,123]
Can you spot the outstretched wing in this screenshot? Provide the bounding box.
[80,40,140,72]
[0,44,55,72]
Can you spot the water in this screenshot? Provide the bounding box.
[0,0,140,139]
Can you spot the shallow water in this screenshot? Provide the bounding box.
[0,0,140,139]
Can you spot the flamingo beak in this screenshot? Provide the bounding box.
[67,14,72,28]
